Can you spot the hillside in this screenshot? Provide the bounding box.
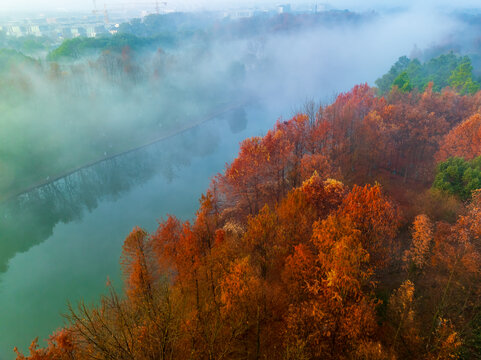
[14,79,481,359]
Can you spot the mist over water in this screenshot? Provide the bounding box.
[0,4,476,358]
[246,9,457,109]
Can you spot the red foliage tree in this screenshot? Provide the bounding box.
[437,113,481,161]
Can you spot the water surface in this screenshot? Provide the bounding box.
[0,104,277,358]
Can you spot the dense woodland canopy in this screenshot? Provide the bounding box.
[5,8,481,360]
[375,53,481,95]
[13,76,481,359]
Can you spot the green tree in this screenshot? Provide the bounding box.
[433,157,481,200]
[392,71,412,92]
[449,59,480,95]
[375,56,411,94]
[376,52,478,94]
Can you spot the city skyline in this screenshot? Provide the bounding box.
[2,0,481,13]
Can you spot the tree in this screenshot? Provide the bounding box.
[336,183,400,268]
[437,113,481,162]
[120,226,156,304]
[385,280,422,358]
[449,59,480,95]
[219,256,264,358]
[220,131,294,218]
[392,72,413,92]
[284,214,379,359]
[375,52,476,94]
[433,157,481,200]
[375,56,411,94]
[404,215,434,272]
[242,205,278,280]
[14,330,76,360]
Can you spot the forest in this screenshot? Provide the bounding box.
[375,53,480,95]
[12,54,481,358]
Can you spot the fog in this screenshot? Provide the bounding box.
[4,0,481,13]
[246,8,458,110]
[0,6,466,201]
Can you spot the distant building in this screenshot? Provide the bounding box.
[39,25,50,35]
[7,25,23,37]
[85,26,96,37]
[62,27,73,39]
[86,25,107,38]
[232,10,254,19]
[27,25,42,36]
[223,9,254,19]
[71,27,87,38]
[277,4,291,14]
[52,27,64,39]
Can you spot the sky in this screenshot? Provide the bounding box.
[2,0,481,13]
[0,0,279,12]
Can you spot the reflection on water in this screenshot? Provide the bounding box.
[228,107,248,133]
[0,116,224,273]
[0,105,267,359]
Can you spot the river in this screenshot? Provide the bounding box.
[0,102,280,358]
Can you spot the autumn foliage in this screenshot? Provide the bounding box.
[16,82,481,359]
